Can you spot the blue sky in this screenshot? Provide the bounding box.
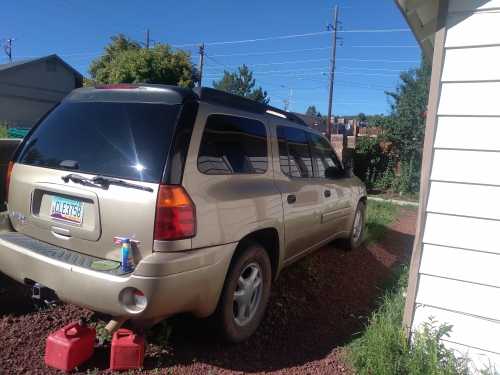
[2,0,420,115]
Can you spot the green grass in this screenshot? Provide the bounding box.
[364,200,399,244]
[347,268,471,375]
[348,201,477,374]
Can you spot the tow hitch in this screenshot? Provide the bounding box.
[32,282,59,309]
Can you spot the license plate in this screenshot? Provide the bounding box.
[50,196,84,225]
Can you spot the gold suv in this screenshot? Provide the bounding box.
[0,84,366,342]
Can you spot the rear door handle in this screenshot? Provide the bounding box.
[287,194,297,204]
[324,190,331,198]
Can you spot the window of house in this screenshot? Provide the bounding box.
[309,133,343,178]
[197,114,268,175]
[277,126,314,178]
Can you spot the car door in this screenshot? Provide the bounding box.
[309,132,354,239]
[272,124,325,262]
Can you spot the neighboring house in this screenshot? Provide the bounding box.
[0,54,83,128]
[397,0,500,370]
[293,112,327,133]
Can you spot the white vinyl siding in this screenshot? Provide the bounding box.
[411,1,500,369]
[420,244,500,287]
[427,181,500,220]
[438,82,500,116]
[431,149,500,186]
[446,11,500,48]
[416,276,500,323]
[413,306,500,355]
[424,213,500,255]
[434,117,500,151]
[448,0,500,12]
[442,46,500,82]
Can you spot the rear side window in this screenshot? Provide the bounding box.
[277,126,313,178]
[17,101,181,182]
[197,114,268,175]
[309,133,342,178]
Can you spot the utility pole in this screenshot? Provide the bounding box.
[3,38,13,63]
[198,43,205,87]
[145,29,150,49]
[283,88,293,112]
[327,5,340,140]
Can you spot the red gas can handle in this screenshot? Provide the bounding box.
[63,322,83,337]
[116,330,132,339]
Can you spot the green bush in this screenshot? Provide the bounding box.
[353,136,396,191]
[349,268,470,375]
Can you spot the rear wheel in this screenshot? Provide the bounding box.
[215,242,272,343]
[345,201,366,251]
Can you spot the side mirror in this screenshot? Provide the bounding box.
[342,151,354,178]
[325,166,345,179]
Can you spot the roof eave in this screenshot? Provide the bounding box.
[395,0,440,63]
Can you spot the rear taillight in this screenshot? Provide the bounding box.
[154,185,196,241]
[5,161,13,203]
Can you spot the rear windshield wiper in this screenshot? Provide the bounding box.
[92,176,154,192]
[62,173,153,192]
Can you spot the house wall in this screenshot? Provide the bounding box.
[0,59,79,127]
[409,0,500,370]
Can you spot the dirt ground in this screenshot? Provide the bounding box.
[0,208,416,375]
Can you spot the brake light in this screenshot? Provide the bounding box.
[5,161,13,203]
[154,185,196,241]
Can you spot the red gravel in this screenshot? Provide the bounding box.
[0,208,416,374]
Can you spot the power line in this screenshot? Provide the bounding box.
[204,53,233,71]
[211,46,331,58]
[204,58,330,71]
[172,27,411,48]
[351,45,418,48]
[327,5,340,138]
[203,56,418,72]
[337,57,419,63]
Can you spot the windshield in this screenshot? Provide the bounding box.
[17,101,181,182]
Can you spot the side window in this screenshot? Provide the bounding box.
[197,114,268,175]
[309,133,342,178]
[277,126,314,178]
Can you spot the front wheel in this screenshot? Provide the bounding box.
[215,242,272,343]
[345,201,366,251]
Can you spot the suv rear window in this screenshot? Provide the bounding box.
[197,114,268,175]
[17,101,181,182]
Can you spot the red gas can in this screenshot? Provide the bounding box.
[45,321,96,372]
[110,328,145,370]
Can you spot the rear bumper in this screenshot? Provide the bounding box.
[0,231,236,320]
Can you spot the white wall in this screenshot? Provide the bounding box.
[411,1,500,372]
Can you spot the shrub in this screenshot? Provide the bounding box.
[349,268,470,375]
[353,136,397,191]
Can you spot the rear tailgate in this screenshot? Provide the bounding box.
[8,163,158,262]
[8,95,183,262]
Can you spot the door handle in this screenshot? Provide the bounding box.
[324,190,331,198]
[287,194,297,204]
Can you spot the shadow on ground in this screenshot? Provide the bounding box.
[142,223,415,373]
[0,211,415,374]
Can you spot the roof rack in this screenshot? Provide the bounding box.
[193,87,307,126]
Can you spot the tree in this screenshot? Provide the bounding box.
[357,112,367,122]
[306,105,321,117]
[212,65,269,104]
[385,57,431,193]
[89,34,196,87]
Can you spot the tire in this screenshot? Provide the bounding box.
[344,201,366,251]
[215,242,272,343]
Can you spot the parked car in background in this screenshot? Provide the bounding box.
[0,84,366,342]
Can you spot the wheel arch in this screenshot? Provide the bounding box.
[233,227,281,280]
